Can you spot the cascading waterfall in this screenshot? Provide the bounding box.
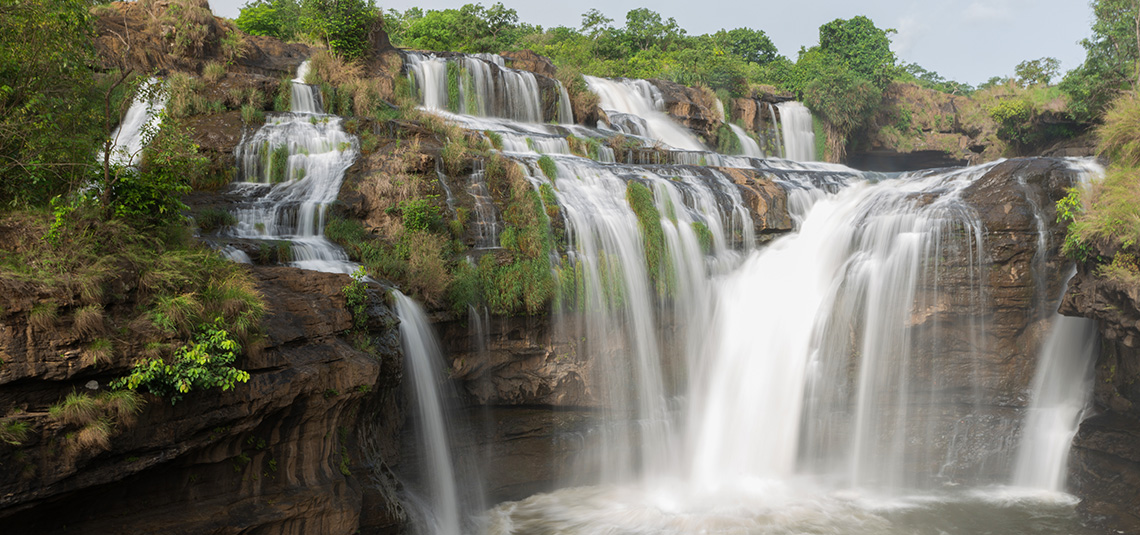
[225,60,358,273]
[395,292,463,535]
[584,76,707,151]
[406,52,547,123]
[104,77,167,166]
[778,101,816,161]
[396,51,1100,534]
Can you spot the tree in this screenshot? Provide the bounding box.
[818,15,896,88]
[235,0,303,40]
[0,0,103,207]
[1015,57,1061,86]
[1061,0,1140,121]
[721,27,778,65]
[301,0,378,58]
[580,8,612,38]
[622,8,685,52]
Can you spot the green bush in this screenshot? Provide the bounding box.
[342,266,369,331]
[112,321,251,405]
[989,99,1034,145]
[399,197,442,232]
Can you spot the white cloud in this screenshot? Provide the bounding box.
[892,16,924,58]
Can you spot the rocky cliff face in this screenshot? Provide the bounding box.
[0,265,406,534]
[1061,264,1140,532]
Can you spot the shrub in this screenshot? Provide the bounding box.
[989,98,1034,146]
[112,321,251,405]
[400,197,442,232]
[166,73,208,118]
[342,266,368,331]
[485,130,504,150]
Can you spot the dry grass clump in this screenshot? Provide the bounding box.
[29,302,58,331]
[50,390,145,451]
[406,231,452,306]
[307,49,364,87]
[166,72,208,118]
[203,61,226,83]
[84,338,115,366]
[73,304,107,338]
[1099,93,1140,167]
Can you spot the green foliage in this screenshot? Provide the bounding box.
[1,417,30,446]
[1015,57,1061,87]
[447,61,462,112]
[802,61,883,136]
[0,0,103,207]
[447,260,480,315]
[342,266,368,331]
[236,0,304,40]
[989,99,1034,145]
[1057,189,1093,262]
[400,197,443,232]
[108,115,204,228]
[1061,0,1139,121]
[626,181,673,297]
[485,130,504,150]
[396,2,533,53]
[112,321,251,405]
[817,16,896,88]
[195,209,238,234]
[307,0,378,58]
[537,155,558,179]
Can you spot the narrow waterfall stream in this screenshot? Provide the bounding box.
[395,292,463,535]
[777,101,816,161]
[104,77,166,166]
[391,52,1102,535]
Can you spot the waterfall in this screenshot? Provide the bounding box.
[584,76,707,151]
[291,59,323,113]
[728,123,764,158]
[777,101,816,161]
[104,77,166,167]
[406,52,546,122]
[1012,162,1104,492]
[556,80,574,124]
[394,291,462,535]
[1012,310,1097,491]
[768,102,786,159]
[395,50,1098,531]
[225,61,358,274]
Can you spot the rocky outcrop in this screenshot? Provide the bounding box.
[0,266,406,534]
[1060,263,1140,532]
[94,1,310,77]
[649,79,720,146]
[501,49,557,78]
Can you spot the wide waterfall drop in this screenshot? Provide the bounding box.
[225,61,358,273]
[394,49,1099,533]
[778,101,816,161]
[406,52,546,122]
[395,292,463,535]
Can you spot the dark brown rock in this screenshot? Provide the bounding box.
[0,266,406,534]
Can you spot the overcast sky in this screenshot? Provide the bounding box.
[207,0,1094,86]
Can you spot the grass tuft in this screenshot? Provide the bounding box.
[50,392,100,427]
[202,61,226,84]
[73,304,107,338]
[85,338,114,366]
[29,302,58,331]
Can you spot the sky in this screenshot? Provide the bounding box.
[207,0,1095,86]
